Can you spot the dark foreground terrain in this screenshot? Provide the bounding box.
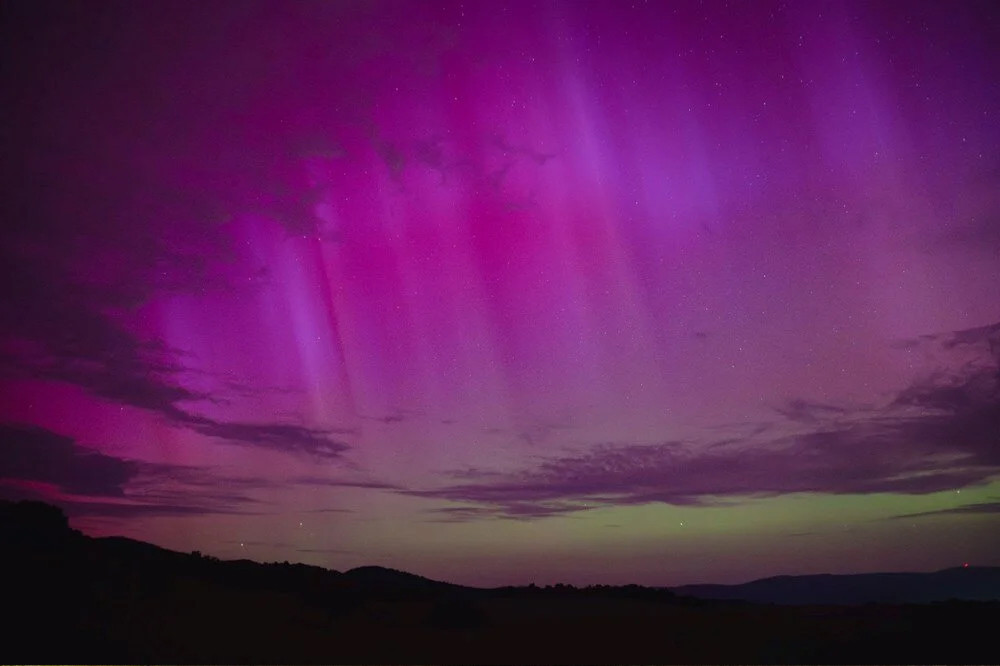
[2,499,998,664]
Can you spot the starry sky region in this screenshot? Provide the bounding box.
[1,0,999,586]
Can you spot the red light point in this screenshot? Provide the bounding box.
[963,562,969,568]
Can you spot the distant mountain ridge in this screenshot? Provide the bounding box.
[672,567,1000,605]
[3,498,995,606]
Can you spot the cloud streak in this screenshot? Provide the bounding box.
[888,501,1000,520]
[406,322,1000,520]
[0,423,267,517]
[176,415,350,459]
[0,424,137,497]
[293,476,400,490]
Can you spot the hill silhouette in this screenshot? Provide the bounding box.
[344,564,461,590]
[673,567,1000,605]
[2,499,998,664]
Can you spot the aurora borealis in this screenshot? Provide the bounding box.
[1,0,998,587]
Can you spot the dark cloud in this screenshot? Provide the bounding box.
[774,399,849,423]
[0,239,210,413]
[893,321,1000,354]
[293,476,400,490]
[888,501,1000,520]
[61,500,258,519]
[0,424,137,497]
[515,419,577,447]
[0,475,251,520]
[360,409,425,425]
[123,476,270,514]
[491,134,558,167]
[362,414,408,424]
[0,423,266,517]
[424,502,593,523]
[405,322,1000,520]
[178,416,350,459]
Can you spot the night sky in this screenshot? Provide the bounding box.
[2,0,999,587]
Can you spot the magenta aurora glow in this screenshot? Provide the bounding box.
[1,0,999,587]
